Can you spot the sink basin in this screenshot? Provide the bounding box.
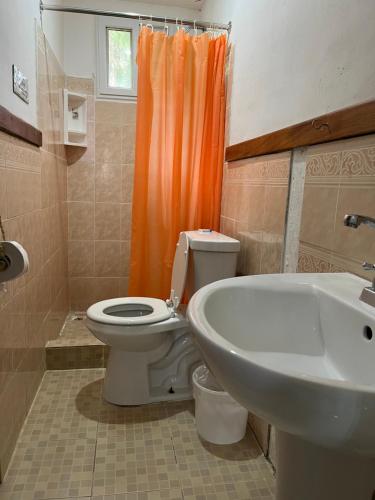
[187,273,375,500]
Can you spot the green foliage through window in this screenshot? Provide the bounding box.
[107,29,132,89]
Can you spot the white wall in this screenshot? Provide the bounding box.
[201,0,375,145]
[63,0,199,78]
[0,0,64,127]
[0,1,40,126]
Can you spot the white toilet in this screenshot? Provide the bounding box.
[86,230,240,405]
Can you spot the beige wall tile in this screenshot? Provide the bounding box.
[237,185,265,232]
[260,237,283,274]
[95,241,122,277]
[119,277,129,296]
[121,164,134,203]
[68,202,94,240]
[220,216,235,238]
[5,139,40,172]
[69,277,95,311]
[298,135,375,280]
[0,30,69,477]
[6,169,41,218]
[120,240,131,277]
[95,202,121,240]
[95,163,122,203]
[0,167,7,218]
[67,161,94,202]
[68,240,95,277]
[299,185,338,249]
[122,124,136,163]
[120,203,132,240]
[66,78,135,302]
[236,229,263,276]
[263,185,288,236]
[95,122,122,164]
[92,278,120,303]
[123,102,137,125]
[96,101,124,124]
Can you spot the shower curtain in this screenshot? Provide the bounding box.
[128,26,227,299]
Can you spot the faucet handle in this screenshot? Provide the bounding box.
[362,262,375,271]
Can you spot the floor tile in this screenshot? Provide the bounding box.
[177,458,274,491]
[0,369,275,500]
[182,481,275,499]
[92,459,180,496]
[91,490,183,499]
[0,438,96,499]
[93,434,179,496]
[172,426,259,465]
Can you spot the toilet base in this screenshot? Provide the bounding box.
[103,330,201,406]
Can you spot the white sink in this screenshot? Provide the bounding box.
[187,273,375,500]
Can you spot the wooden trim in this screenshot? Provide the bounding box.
[226,100,375,162]
[0,105,42,147]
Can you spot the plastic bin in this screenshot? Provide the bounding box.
[192,364,248,445]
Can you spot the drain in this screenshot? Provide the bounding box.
[363,325,373,341]
[168,387,175,394]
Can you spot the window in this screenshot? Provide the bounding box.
[97,17,139,99]
[107,29,132,89]
[97,17,203,100]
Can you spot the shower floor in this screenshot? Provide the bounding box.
[46,313,108,369]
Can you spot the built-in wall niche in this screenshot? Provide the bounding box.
[62,89,87,147]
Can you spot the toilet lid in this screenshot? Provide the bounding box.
[169,232,189,308]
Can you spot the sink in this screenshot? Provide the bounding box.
[187,273,375,500]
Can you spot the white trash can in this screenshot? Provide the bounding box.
[192,364,248,445]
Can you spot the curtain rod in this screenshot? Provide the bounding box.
[39,2,231,33]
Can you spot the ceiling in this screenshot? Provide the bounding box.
[127,0,205,11]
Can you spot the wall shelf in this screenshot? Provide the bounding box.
[62,89,87,147]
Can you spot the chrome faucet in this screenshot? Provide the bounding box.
[344,214,375,307]
[343,214,375,229]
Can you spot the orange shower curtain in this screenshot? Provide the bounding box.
[128,26,227,299]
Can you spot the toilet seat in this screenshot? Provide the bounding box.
[87,232,190,329]
[87,297,173,326]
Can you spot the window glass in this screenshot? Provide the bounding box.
[107,28,132,89]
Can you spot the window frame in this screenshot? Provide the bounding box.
[96,16,139,100]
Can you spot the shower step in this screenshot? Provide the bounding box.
[45,312,109,370]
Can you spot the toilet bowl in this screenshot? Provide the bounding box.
[86,230,240,406]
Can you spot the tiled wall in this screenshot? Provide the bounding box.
[220,135,375,468]
[298,135,375,276]
[220,152,290,275]
[220,151,291,460]
[66,81,135,311]
[0,28,69,479]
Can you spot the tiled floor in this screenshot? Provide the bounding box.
[0,369,275,500]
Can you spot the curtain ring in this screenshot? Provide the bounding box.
[194,20,198,36]
[146,14,153,31]
[139,14,142,28]
[176,17,179,30]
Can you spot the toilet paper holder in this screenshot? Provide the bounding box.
[0,241,29,283]
[0,217,29,283]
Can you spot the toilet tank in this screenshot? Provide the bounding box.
[184,230,240,299]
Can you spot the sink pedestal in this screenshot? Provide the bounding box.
[276,431,375,500]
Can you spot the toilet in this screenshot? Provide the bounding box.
[86,230,240,405]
